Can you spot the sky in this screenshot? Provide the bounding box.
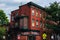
[0,0,60,21]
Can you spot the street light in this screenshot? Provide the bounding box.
[3,36,6,39]
[51,35,54,40]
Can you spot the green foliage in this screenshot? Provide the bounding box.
[0,10,9,25]
[45,1,60,30]
[0,27,6,39]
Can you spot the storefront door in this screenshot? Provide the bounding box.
[28,36,35,40]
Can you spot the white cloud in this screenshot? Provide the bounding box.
[0,0,60,21]
[12,0,33,3]
[0,3,6,7]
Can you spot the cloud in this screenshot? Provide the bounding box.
[12,0,33,3]
[0,3,6,7]
[0,0,60,21]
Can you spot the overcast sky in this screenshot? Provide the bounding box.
[0,0,60,21]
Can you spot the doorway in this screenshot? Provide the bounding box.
[28,36,36,40]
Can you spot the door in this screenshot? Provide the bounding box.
[28,36,35,40]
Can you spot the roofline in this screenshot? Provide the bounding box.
[27,2,46,11]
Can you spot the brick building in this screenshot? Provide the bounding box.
[7,2,48,40]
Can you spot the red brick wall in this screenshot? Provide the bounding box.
[20,36,27,40]
[36,36,42,40]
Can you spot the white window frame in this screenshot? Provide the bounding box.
[32,10,34,16]
[32,19,35,27]
[36,20,39,27]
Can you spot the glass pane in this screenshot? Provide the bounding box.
[20,19,23,28]
[36,20,38,27]
[40,21,42,28]
[32,19,35,26]
[12,16,14,21]
[36,12,38,17]
[32,10,34,16]
[40,14,41,18]
[23,17,28,29]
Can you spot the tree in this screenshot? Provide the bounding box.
[45,1,60,30]
[0,10,9,40]
[0,10,9,25]
[0,27,6,40]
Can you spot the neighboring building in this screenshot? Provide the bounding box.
[8,2,47,40]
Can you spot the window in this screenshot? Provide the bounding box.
[32,19,35,26]
[36,20,38,27]
[12,16,14,21]
[40,14,42,18]
[16,13,18,16]
[36,11,38,17]
[40,21,42,28]
[20,19,23,27]
[23,17,28,29]
[15,22,18,27]
[28,36,35,40]
[32,10,34,16]
[20,17,28,29]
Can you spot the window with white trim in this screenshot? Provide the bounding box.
[15,22,18,27]
[16,13,18,16]
[40,21,42,28]
[32,10,34,16]
[12,16,14,21]
[23,17,28,29]
[36,11,38,17]
[36,20,38,27]
[40,14,42,18]
[32,19,35,27]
